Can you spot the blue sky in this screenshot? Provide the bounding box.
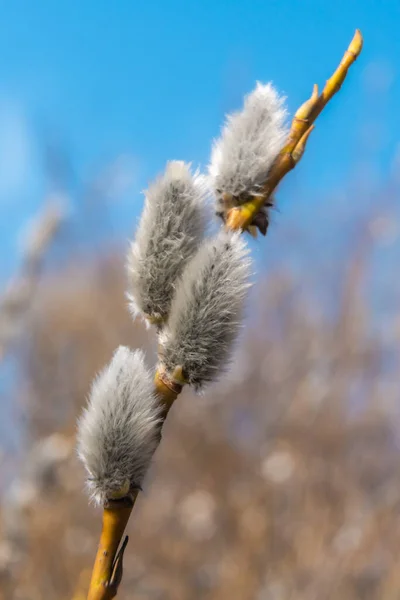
[0,0,398,451]
[0,0,398,280]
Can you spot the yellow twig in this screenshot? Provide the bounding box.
[154,366,184,415]
[87,498,135,600]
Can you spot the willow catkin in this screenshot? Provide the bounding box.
[77,346,161,505]
[159,231,252,390]
[209,82,287,216]
[127,161,208,324]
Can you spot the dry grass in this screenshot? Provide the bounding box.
[0,231,399,599]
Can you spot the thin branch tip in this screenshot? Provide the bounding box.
[351,29,363,55]
[224,29,364,233]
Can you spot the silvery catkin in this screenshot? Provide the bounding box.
[209,82,288,216]
[127,161,208,324]
[159,231,252,390]
[77,346,161,505]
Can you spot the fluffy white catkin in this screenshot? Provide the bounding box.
[159,231,252,390]
[209,82,288,213]
[77,346,161,505]
[127,161,208,323]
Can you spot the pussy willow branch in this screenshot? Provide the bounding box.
[84,29,363,600]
